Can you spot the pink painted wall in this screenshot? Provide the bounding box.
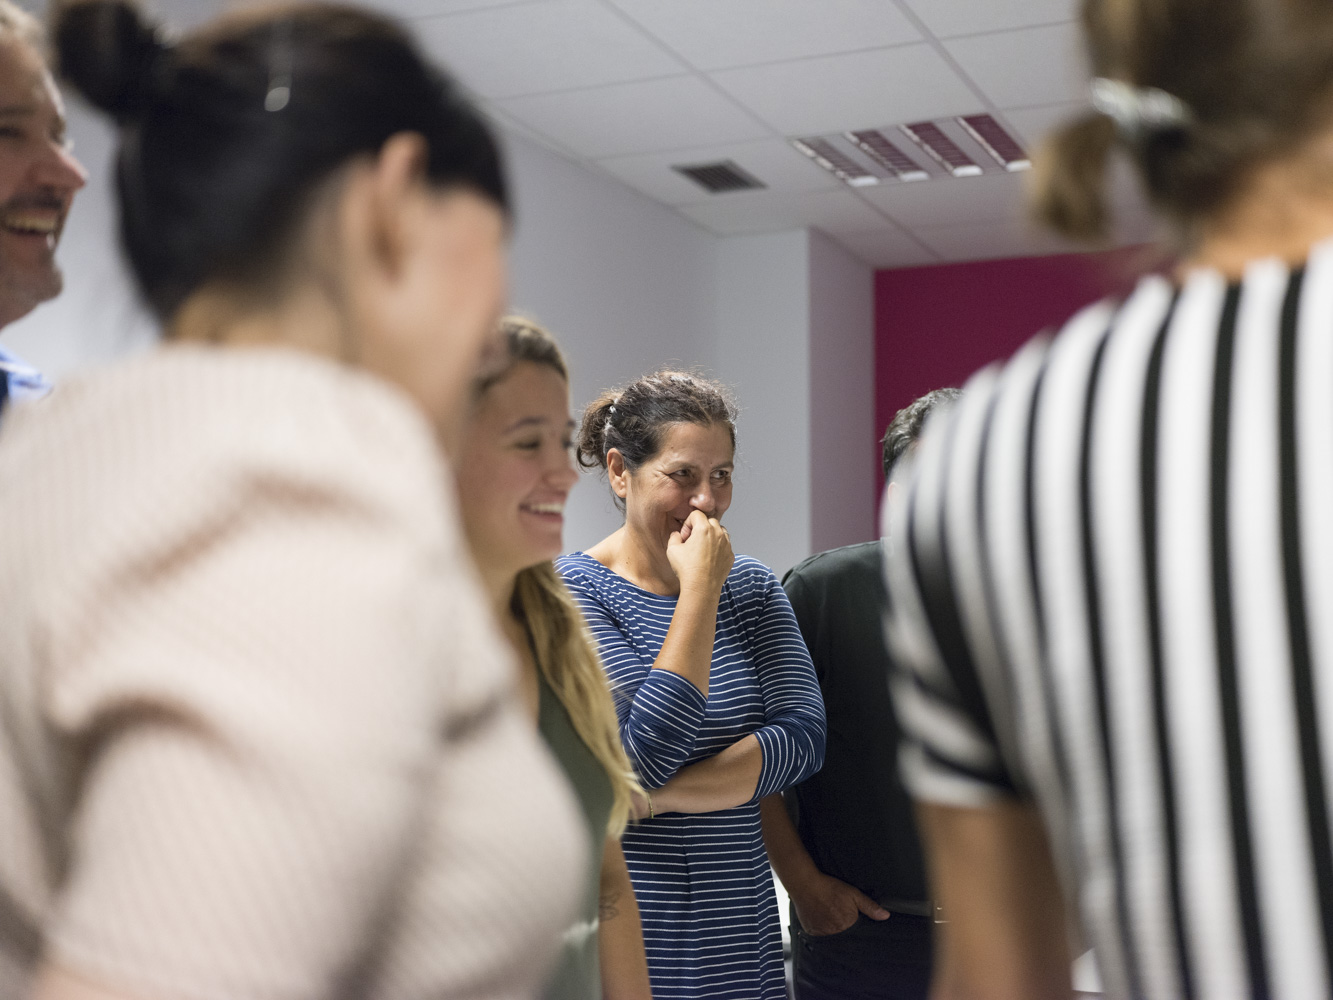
[874,247,1151,492]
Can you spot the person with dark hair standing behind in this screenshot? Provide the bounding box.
[884,0,1333,997]
[557,372,826,1000]
[760,387,961,1000]
[0,5,586,1000]
[0,0,86,418]
[455,317,652,1000]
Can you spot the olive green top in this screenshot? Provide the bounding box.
[538,673,615,1000]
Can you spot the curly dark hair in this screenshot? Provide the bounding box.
[881,387,962,480]
[577,370,736,510]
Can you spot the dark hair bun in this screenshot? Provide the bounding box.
[54,0,169,124]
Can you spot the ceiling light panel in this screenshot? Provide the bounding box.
[958,114,1031,171]
[900,121,983,177]
[846,131,929,182]
[794,115,1029,188]
[791,137,882,187]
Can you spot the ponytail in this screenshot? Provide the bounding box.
[1029,112,1118,242]
[576,391,617,472]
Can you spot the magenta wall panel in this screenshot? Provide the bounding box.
[873,246,1151,494]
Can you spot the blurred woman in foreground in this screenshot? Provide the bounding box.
[884,1,1333,998]
[0,3,585,998]
[456,317,653,1000]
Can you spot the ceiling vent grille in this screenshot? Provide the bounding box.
[791,114,1029,188]
[672,160,766,194]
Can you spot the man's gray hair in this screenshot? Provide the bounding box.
[881,386,963,481]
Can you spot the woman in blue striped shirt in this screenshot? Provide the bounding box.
[558,371,826,1000]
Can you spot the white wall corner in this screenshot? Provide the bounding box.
[713,229,812,578]
[807,230,876,554]
[501,130,722,553]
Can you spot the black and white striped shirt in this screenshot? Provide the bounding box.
[883,240,1333,1000]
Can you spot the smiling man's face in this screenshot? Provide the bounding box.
[0,35,85,328]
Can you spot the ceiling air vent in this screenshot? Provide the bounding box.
[958,114,1031,171]
[900,121,983,177]
[672,160,766,194]
[791,137,879,187]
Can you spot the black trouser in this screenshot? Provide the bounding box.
[790,906,935,1000]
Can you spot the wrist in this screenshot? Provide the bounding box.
[677,576,723,603]
[778,858,826,899]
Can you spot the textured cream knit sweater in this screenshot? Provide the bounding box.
[0,345,586,1000]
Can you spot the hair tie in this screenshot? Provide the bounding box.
[264,18,295,112]
[1090,77,1192,140]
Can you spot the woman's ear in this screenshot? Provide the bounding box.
[607,448,629,499]
[333,132,429,295]
[364,132,430,278]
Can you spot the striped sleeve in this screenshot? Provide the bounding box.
[740,565,826,800]
[559,565,708,789]
[883,359,1031,809]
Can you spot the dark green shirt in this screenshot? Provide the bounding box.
[538,673,614,1000]
[782,541,928,907]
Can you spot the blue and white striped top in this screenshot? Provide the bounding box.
[557,552,826,1000]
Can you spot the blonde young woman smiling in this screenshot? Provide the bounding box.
[456,318,652,1000]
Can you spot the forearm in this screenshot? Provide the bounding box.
[649,734,762,814]
[759,793,821,894]
[651,584,720,696]
[919,801,1071,1000]
[598,838,653,1000]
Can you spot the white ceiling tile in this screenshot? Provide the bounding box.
[859,171,1028,228]
[1000,102,1085,149]
[831,228,938,268]
[678,189,888,237]
[898,0,1077,38]
[596,139,839,206]
[911,216,1118,262]
[711,45,981,137]
[413,0,685,99]
[486,103,582,160]
[945,22,1088,109]
[607,0,921,70]
[374,0,546,19]
[495,77,771,159]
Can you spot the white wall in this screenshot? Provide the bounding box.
[4,102,874,575]
[502,132,719,553]
[713,231,812,577]
[808,230,876,553]
[3,100,157,378]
